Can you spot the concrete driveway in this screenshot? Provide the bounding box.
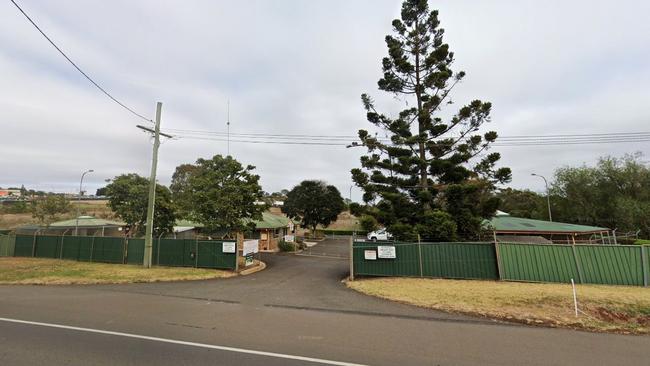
[1,238,649,365]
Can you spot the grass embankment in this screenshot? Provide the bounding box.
[347,278,650,334]
[0,257,233,285]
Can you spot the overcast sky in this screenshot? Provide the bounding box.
[2,0,649,199]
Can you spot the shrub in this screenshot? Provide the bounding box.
[278,240,297,252]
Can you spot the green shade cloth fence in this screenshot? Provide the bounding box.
[12,235,236,270]
[353,241,650,287]
[0,235,15,257]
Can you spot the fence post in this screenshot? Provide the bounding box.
[492,231,502,280]
[156,236,161,266]
[122,238,127,264]
[59,234,65,259]
[32,231,38,257]
[641,246,648,287]
[90,235,95,262]
[349,235,354,281]
[571,237,584,284]
[417,235,423,278]
[195,238,199,268]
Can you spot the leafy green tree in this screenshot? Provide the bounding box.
[495,188,546,219]
[105,174,176,236]
[359,214,379,233]
[31,194,70,225]
[95,187,108,196]
[185,155,265,236]
[351,0,510,240]
[170,163,199,218]
[550,153,650,236]
[282,180,345,235]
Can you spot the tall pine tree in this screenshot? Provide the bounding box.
[351,0,511,241]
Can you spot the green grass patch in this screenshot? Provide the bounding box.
[0,257,234,285]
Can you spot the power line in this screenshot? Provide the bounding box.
[165,127,650,142]
[170,133,650,147]
[9,0,153,123]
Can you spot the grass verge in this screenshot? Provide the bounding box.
[346,277,650,334]
[0,257,234,285]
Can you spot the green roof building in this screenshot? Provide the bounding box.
[485,212,612,244]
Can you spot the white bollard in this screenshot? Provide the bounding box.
[571,278,578,317]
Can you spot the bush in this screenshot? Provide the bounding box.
[278,240,297,252]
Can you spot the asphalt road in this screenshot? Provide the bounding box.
[1,238,648,365]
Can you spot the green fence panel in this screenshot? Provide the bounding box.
[14,235,34,257]
[126,238,145,264]
[645,246,650,286]
[353,241,420,277]
[421,242,498,280]
[158,239,196,267]
[92,237,125,263]
[197,241,237,270]
[34,236,62,259]
[0,235,15,257]
[575,245,643,286]
[499,243,579,283]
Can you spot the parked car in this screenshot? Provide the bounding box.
[367,229,392,242]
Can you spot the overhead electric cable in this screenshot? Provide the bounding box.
[9,0,153,123]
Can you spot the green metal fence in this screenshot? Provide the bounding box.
[353,240,650,287]
[0,235,15,257]
[12,234,237,270]
[353,241,498,280]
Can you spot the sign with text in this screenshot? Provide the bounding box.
[377,246,396,259]
[284,235,295,243]
[222,242,236,253]
[364,250,377,260]
[243,240,259,256]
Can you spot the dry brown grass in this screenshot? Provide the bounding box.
[347,277,650,334]
[0,257,234,285]
[323,211,360,231]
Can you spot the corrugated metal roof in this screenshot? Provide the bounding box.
[49,216,125,227]
[176,212,292,230]
[486,215,609,235]
[249,212,292,229]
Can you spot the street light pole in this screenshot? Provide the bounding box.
[532,173,552,222]
[349,185,353,203]
[75,169,94,235]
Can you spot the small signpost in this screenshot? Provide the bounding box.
[377,245,396,259]
[284,235,295,243]
[243,239,259,267]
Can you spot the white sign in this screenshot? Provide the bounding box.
[377,246,396,259]
[284,235,295,243]
[364,250,377,260]
[243,240,259,256]
[222,242,236,253]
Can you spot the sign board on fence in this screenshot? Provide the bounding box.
[364,250,377,260]
[245,254,254,266]
[243,240,259,256]
[377,246,396,259]
[222,242,236,253]
[284,235,295,243]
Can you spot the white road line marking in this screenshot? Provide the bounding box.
[0,317,368,366]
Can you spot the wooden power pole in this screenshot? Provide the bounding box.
[137,102,171,268]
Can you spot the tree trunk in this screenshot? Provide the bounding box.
[414,19,430,211]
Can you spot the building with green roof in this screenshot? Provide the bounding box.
[17,216,126,237]
[485,212,613,244]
